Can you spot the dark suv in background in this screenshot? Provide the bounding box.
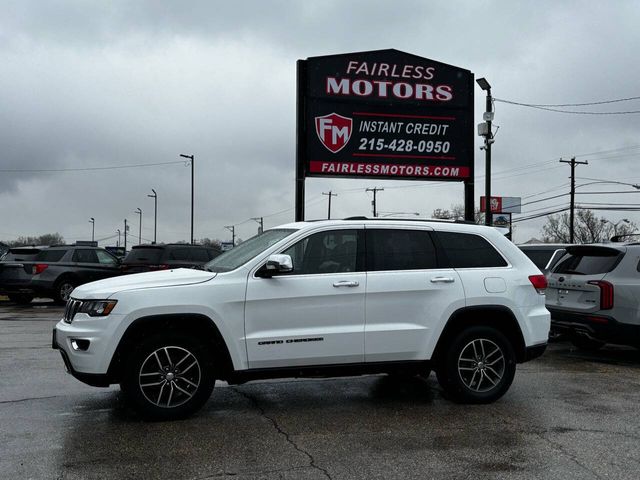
[121,244,220,273]
[0,246,48,304]
[1,245,122,304]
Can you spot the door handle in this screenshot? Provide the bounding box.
[333,280,359,287]
[430,277,455,284]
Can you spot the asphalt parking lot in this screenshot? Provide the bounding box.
[1,300,639,480]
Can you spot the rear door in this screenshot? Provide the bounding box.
[364,227,465,362]
[547,246,623,313]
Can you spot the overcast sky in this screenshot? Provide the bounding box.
[2,0,640,246]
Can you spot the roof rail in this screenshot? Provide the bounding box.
[342,216,477,225]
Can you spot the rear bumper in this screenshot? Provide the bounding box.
[548,308,640,347]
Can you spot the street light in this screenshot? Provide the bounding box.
[180,154,195,244]
[135,208,142,245]
[476,77,493,226]
[117,229,121,247]
[89,217,95,243]
[147,189,157,244]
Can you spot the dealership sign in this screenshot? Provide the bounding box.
[298,49,474,182]
[480,196,522,214]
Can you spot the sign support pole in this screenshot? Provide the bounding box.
[295,60,307,222]
[464,74,475,222]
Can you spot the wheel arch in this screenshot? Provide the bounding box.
[107,313,235,382]
[432,305,527,364]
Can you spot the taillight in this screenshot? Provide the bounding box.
[33,264,48,274]
[528,274,547,294]
[588,280,614,310]
[158,264,170,270]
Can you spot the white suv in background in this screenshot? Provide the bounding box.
[53,218,550,420]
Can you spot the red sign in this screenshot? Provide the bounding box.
[315,113,353,153]
[480,196,502,213]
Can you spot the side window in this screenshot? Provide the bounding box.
[168,248,191,261]
[191,248,209,262]
[35,249,68,262]
[282,230,361,275]
[72,249,99,264]
[435,232,507,268]
[367,229,438,271]
[96,250,118,265]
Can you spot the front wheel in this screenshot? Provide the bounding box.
[54,277,76,304]
[436,326,516,403]
[120,333,215,420]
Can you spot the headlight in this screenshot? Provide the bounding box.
[79,300,117,317]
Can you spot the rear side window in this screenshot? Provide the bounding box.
[190,248,210,262]
[35,249,67,262]
[435,232,507,268]
[72,249,99,263]
[521,249,555,270]
[168,248,192,261]
[124,248,164,264]
[554,248,621,275]
[367,229,437,271]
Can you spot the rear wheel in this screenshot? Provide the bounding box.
[570,335,605,351]
[436,326,516,403]
[120,333,215,420]
[8,293,34,305]
[54,277,76,304]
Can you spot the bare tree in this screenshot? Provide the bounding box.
[3,233,65,247]
[542,210,637,243]
[432,204,484,224]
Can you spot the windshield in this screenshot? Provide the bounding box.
[204,229,296,272]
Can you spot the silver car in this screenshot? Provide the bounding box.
[546,244,640,350]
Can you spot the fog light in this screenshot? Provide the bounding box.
[71,339,90,351]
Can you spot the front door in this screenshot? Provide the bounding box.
[244,228,365,369]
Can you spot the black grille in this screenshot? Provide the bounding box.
[63,299,83,323]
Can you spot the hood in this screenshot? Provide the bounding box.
[72,268,217,300]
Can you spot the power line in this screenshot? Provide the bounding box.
[497,95,640,108]
[495,98,640,115]
[0,160,186,173]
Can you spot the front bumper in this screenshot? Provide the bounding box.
[548,307,640,347]
[52,313,124,386]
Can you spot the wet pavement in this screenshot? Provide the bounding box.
[1,300,639,479]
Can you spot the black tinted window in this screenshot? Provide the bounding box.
[35,249,67,262]
[436,232,507,268]
[367,229,437,271]
[2,249,42,262]
[168,248,191,261]
[521,249,555,269]
[72,249,99,263]
[124,248,164,264]
[190,249,209,262]
[282,230,361,275]
[554,249,621,275]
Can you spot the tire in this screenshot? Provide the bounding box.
[8,293,34,305]
[120,332,215,420]
[54,277,76,304]
[436,326,516,404]
[570,335,605,351]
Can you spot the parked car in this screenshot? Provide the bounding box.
[121,244,220,273]
[546,243,640,350]
[0,246,48,304]
[3,244,122,304]
[53,219,549,420]
[518,243,570,274]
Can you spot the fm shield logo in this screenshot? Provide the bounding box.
[315,113,352,153]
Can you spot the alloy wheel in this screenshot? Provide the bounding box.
[457,338,505,392]
[138,346,202,408]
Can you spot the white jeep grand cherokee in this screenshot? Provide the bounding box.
[53,219,550,420]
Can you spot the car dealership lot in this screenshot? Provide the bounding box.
[1,300,639,480]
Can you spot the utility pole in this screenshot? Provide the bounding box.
[148,189,157,244]
[180,154,195,244]
[251,217,264,234]
[560,157,588,243]
[476,77,494,226]
[366,187,384,217]
[224,225,236,246]
[322,191,338,219]
[117,229,121,247]
[135,208,142,245]
[124,219,128,251]
[89,217,95,243]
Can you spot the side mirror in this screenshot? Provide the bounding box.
[263,254,293,276]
